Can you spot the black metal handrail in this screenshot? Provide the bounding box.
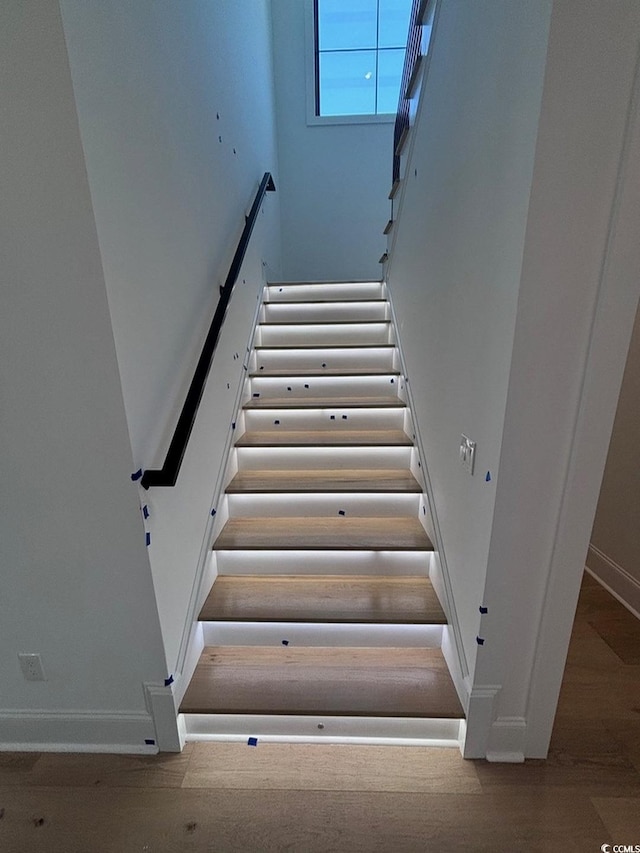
[141,171,276,489]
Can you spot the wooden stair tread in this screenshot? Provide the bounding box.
[259,320,391,326]
[250,368,401,377]
[226,469,421,493]
[244,395,405,409]
[254,344,395,351]
[180,646,463,718]
[236,429,412,447]
[266,297,386,304]
[199,575,446,624]
[214,517,434,551]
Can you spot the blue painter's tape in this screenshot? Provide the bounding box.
[342,415,348,420]
[287,386,292,392]
[145,532,151,547]
[305,384,310,389]
[260,365,264,370]
[232,422,236,430]
[248,737,258,746]
[485,471,492,482]
[390,378,395,384]
[338,510,346,516]
[145,739,156,746]
[282,640,289,646]
[142,505,150,520]
[131,469,143,482]
[274,419,280,425]
[476,636,485,646]
[253,393,260,398]
[330,415,335,420]
[164,675,174,687]
[423,506,426,515]
[211,508,217,517]
[479,606,488,615]
[322,363,327,368]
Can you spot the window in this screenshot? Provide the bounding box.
[310,0,412,122]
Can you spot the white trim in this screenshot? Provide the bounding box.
[524,40,640,759]
[486,717,526,763]
[586,548,640,620]
[143,682,182,752]
[461,685,501,759]
[0,709,157,754]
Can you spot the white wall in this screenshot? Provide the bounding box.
[0,1,167,748]
[271,0,392,282]
[387,0,640,759]
[60,0,283,675]
[386,0,553,678]
[589,299,640,616]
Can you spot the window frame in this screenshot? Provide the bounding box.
[304,0,399,127]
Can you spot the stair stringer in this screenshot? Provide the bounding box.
[169,282,266,713]
[385,283,471,719]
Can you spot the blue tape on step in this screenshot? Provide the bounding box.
[164,675,174,687]
[476,636,485,646]
[330,415,335,420]
[131,469,143,482]
[342,415,348,420]
[145,532,151,547]
[287,387,292,391]
[390,378,395,384]
[305,384,309,389]
[322,363,327,368]
[145,739,156,745]
[253,393,260,398]
[248,737,258,746]
[486,471,492,482]
[479,606,488,615]
[142,505,150,520]
[282,640,289,646]
[260,366,264,370]
[274,419,280,425]
[338,510,346,516]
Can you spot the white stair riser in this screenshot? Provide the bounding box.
[242,408,406,432]
[249,375,401,398]
[254,347,397,372]
[266,282,384,302]
[257,323,391,347]
[183,714,463,745]
[263,301,388,324]
[235,446,413,471]
[201,622,443,648]
[216,550,432,576]
[227,493,421,518]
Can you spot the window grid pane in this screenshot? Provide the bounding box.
[317,0,410,117]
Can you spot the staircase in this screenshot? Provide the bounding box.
[180,280,464,745]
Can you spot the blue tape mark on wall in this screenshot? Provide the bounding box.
[131,469,143,482]
[248,737,258,746]
[211,508,217,517]
[145,739,156,746]
[476,636,485,646]
[342,415,348,420]
[142,505,150,520]
[281,640,289,646]
[338,510,346,516]
[274,419,280,425]
[164,675,174,687]
[330,415,335,420]
[486,471,492,482]
[479,606,488,615]
[145,532,151,547]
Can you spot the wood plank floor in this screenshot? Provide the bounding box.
[236,429,412,447]
[198,575,447,623]
[244,395,405,409]
[1,576,639,852]
[213,517,434,551]
[225,469,422,493]
[180,647,463,717]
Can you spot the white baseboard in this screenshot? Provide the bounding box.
[0,709,157,753]
[461,685,500,759]
[486,717,527,763]
[587,544,640,618]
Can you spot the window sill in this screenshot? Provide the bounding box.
[306,113,396,128]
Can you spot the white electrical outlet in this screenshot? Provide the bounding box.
[18,652,46,682]
[459,434,476,475]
